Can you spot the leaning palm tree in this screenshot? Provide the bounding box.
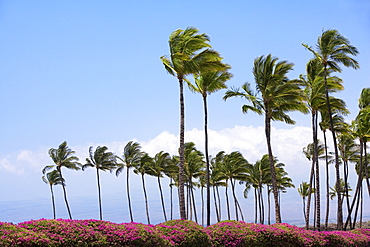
[188,68,232,226]
[43,141,81,220]
[301,57,345,230]
[82,146,117,220]
[298,182,315,223]
[224,54,308,223]
[115,141,143,222]
[303,29,359,230]
[217,151,248,221]
[149,151,173,222]
[161,27,227,219]
[42,169,65,219]
[133,153,154,224]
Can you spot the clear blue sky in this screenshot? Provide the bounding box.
[0,1,369,223]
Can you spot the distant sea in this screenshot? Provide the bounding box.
[1,193,368,227]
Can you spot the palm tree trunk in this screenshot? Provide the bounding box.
[254,188,258,223]
[191,184,198,223]
[265,114,281,223]
[259,186,264,224]
[170,178,173,220]
[127,167,133,222]
[158,176,167,221]
[178,78,186,220]
[203,96,211,226]
[216,186,222,220]
[225,181,230,220]
[313,112,320,230]
[49,185,56,219]
[323,66,342,230]
[323,129,330,230]
[230,178,239,221]
[306,160,315,230]
[303,197,306,222]
[267,188,271,225]
[344,139,363,230]
[96,168,103,220]
[58,168,72,220]
[213,186,220,222]
[201,186,204,226]
[141,174,150,224]
[364,141,370,197]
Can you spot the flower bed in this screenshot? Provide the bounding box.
[0,219,369,246]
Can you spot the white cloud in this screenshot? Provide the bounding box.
[0,125,318,182]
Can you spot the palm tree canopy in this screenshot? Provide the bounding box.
[116,141,143,176]
[133,153,154,176]
[47,141,81,172]
[303,29,359,72]
[42,169,65,186]
[189,69,232,97]
[359,88,370,109]
[83,146,117,172]
[224,54,309,124]
[161,27,227,81]
[298,181,315,199]
[150,151,173,178]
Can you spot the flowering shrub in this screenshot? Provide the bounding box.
[0,219,370,246]
[156,219,211,246]
[82,219,169,246]
[0,221,52,246]
[321,230,370,247]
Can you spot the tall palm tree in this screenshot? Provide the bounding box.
[133,153,154,224]
[43,141,81,220]
[189,69,232,226]
[303,29,359,230]
[42,169,65,219]
[301,57,345,230]
[161,27,227,219]
[82,146,117,220]
[149,151,173,222]
[224,54,308,223]
[115,141,143,222]
[298,182,315,223]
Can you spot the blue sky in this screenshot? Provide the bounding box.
[0,1,369,224]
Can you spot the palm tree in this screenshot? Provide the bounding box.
[224,54,308,223]
[161,27,227,219]
[115,141,143,222]
[43,141,81,220]
[82,146,117,220]
[301,57,345,230]
[303,29,359,230]
[244,154,270,224]
[183,142,205,223]
[302,141,327,229]
[210,154,228,222]
[189,69,232,226]
[149,151,173,222]
[298,182,315,223]
[133,153,154,224]
[330,178,352,204]
[217,151,248,221]
[42,169,65,219]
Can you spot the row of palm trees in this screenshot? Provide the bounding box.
[160,26,365,230]
[42,141,293,226]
